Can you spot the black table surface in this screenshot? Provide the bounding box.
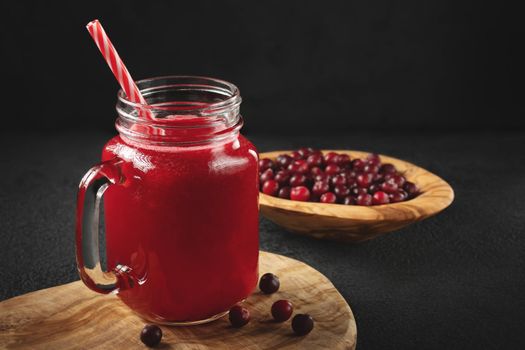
[1,130,524,349]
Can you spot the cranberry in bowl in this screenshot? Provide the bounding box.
[258,149,454,243]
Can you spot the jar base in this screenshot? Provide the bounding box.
[140,309,230,326]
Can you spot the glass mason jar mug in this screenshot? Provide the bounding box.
[75,76,259,325]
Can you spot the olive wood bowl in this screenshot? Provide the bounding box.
[259,150,454,243]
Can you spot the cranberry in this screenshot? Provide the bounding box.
[288,160,309,174]
[336,154,351,167]
[290,186,310,201]
[346,177,357,187]
[292,314,314,336]
[290,150,303,160]
[140,324,162,347]
[368,183,380,194]
[259,273,280,294]
[262,180,279,196]
[363,163,380,174]
[271,300,294,322]
[380,181,398,193]
[229,305,250,328]
[372,191,390,205]
[331,174,347,187]
[351,158,366,171]
[314,173,329,182]
[344,170,357,178]
[334,185,350,199]
[356,193,373,206]
[324,152,339,164]
[306,154,323,168]
[403,181,419,197]
[351,186,368,196]
[385,174,406,187]
[343,196,356,205]
[276,154,293,168]
[325,164,341,176]
[289,174,307,187]
[259,168,274,183]
[298,147,315,158]
[389,190,407,203]
[356,173,374,187]
[373,173,385,183]
[320,192,337,203]
[310,166,324,176]
[259,158,274,171]
[274,170,290,185]
[366,153,381,165]
[312,181,330,196]
[278,187,291,199]
[380,163,396,174]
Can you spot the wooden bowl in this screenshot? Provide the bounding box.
[259,150,454,243]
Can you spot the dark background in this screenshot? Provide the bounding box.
[1,1,525,350]
[0,0,523,133]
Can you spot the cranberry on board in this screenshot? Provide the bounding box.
[140,324,162,347]
[271,300,294,322]
[292,314,314,336]
[262,180,279,196]
[310,166,324,176]
[259,273,280,294]
[290,186,310,201]
[229,305,250,328]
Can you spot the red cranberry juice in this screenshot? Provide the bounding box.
[101,134,259,322]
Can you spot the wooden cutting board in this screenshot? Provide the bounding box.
[0,252,356,349]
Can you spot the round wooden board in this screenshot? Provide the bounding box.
[0,252,356,349]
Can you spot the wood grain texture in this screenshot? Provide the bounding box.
[259,150,454,243]
[0,252,356,350]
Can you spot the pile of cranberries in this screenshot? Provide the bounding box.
[229,273,314,336]
[259,148,419,206]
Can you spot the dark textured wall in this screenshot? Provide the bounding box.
[1,0,522,133]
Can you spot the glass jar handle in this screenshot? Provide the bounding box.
[75,157,134,294]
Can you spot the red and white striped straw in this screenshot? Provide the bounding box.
[86,19,152,119]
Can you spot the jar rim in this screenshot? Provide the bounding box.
[116,75,241,115]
